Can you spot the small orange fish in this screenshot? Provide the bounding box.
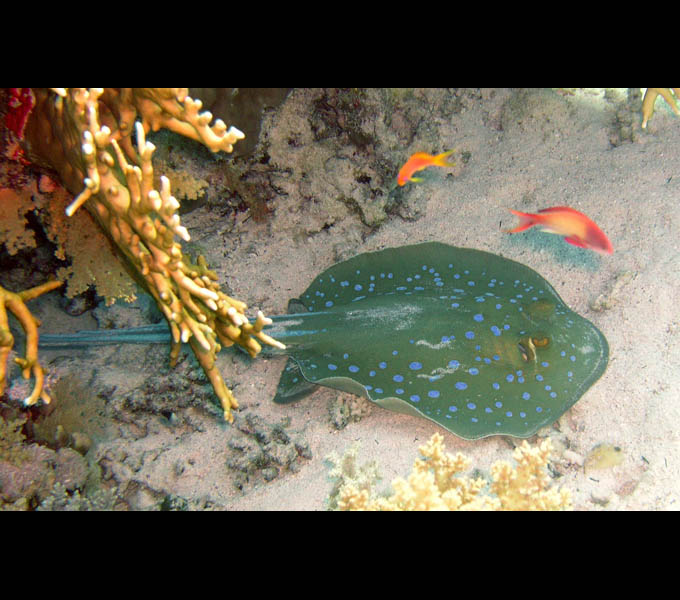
[506,206,613,255]
[397,150,456,186]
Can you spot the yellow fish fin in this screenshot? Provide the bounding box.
[433,149,456,168]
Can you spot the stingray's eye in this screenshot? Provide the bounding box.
[532,335,550,348]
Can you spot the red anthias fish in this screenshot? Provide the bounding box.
[507,206,614,255]
[397,150,456,186]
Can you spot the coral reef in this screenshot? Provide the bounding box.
[2,88,285,421]
[327,433,572,511]
[226,412,312,488]
[0,410,101,510]
[328,393,372,430]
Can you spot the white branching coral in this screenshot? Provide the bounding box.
[329,433,572,511]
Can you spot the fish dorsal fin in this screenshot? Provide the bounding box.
[538,206,583,215]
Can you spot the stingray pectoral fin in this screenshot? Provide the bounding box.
[273,358,320,404]
[372,396,432,421]
[287,298,308,314]
[274,361,373,404]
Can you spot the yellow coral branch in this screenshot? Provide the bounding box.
[0,281,63,406]
[641,88,680,129]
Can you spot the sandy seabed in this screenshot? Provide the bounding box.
[12,88,680,510]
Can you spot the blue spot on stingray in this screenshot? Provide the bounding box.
[354,284,362,291]
[410,395,420,402]
[328,364,338,371]
[451,302,460,308]
[392,350,398,355]
[536,374,544,381]
[485,407,492,413]
[369,370,376,377]
[455,382,468,390]
[393,374,404,383]
[449,405,458,412]
[349,365,359,373]
[428,390,440,398]
[536,406,543,413]
[325,301,334,307]
[469,367,479,375]
[467,402,476,410]
[520,411,526,418]
[465,331,475,339]
[506,411,513,418]
[491,325,501,336]
[522,392,531,400]
[409,361,422,370]
[495,401,503,408]
[541,361,549,367]
[379,361,387,369]
[396,388,404,394]
[506,374,514,382]
[448,359,460,368]
[374,388,383,394]
[473,313,484,322]
[492,382,500,390]
[340,281,349,287]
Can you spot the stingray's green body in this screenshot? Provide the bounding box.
[268,242,609,439]
[39,242,609,440]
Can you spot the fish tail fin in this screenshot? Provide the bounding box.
[433,149,456,168]
[505,209,539,233]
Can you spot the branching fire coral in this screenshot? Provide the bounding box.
[641,88,680,129]
[2,88,284,421]
[328,433,572,511]
[0,280,63,406]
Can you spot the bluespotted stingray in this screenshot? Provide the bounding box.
[39,242,609,440]
[264,242,609,439]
